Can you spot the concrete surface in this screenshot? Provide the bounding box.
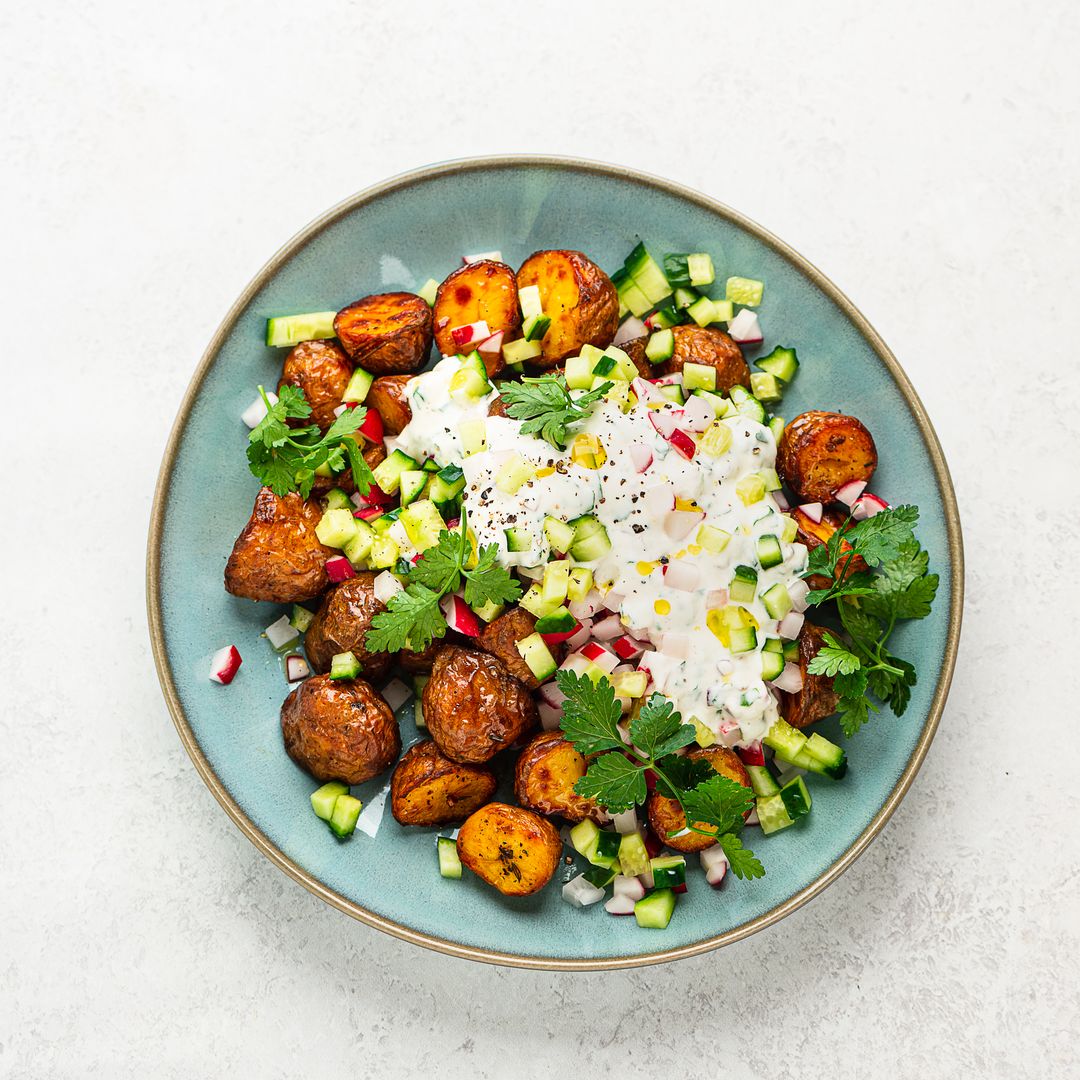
[2,0,1077,1076]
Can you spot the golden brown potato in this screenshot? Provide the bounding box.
[366,374,413,435]
[433,260,521,376]
[390,740,497,826]
[423,646,538,763]
[304,573,392,682]
[516,250,619,367]
[277,340,354,432]
[514,730,605,823]
[456,802,562,896]
[280,674,400,784]
[777,410,878,504]
[224,488,334,603]
[646,746,752,853]
[487,394,510,418]
[792,506,869,590]
[476,607,540,688]
[334,292,433,374]
[780,622,840,729]
[398,640,440,674]
[658,325,750,391]
[617,335,653,379]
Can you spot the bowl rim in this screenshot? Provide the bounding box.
[146,154,964,971]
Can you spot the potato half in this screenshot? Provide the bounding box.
[456,802,563,896]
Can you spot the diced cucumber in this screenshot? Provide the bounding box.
[662,253,695,288]
[449,364,490,400]
[769,416,786,443]
[673,286,699,310]
[682,362,717,392]
[565,354,595,390]
[686,295,718,327]
[760,468,782,492]
[437,836,462,878]
[399,470,428,507]
[518,284,543,319]
[697,524,732,553]
[726,276,765,307]
[343,518,376,566]
[341,366,373,404]
[783,640,799,663]
[634,889,676,929]
[746,764,781,798]
[691,717,715,747]
[266,311,337,348]
[611,670,648,698]
[780,515,799,543]
[687,253,715,287]
[603,345,639,381]
[712,299,735,322]
[616,275,653,318]
[430,463,466,502]
[329,651,361,680]
[591,354,618,378]
[290,604,315,632]
[310,781,348,821]
[750,372,783,403]
[471,598,505,623]
[569,516,611,562]
[323,488,352,511]
[803,733,848,778]
[543,516,576,554]
[459,418,487,455]
[756,793,794,835]
[658,383,685,405]
[417,278,439,307]
[504,527,533,553]
[623,241,672,304]
[756,534,783,569]
[567,566,593,602]
[523,313,551,341]
[594,829,622,863]
[650,855,687,890]
[520,583,559,619]
[762,582,793,620]
[372,448,419,495]
[645,329,674,363]
[780,776,812,819]
[368,534,399,569]
[761,648,785,682]
[569,820,602,861]
[648,302,685,329]
[698,421,733,458]
[583,864,617,889]
[736,473,767,506]
[370,510,397,535]
[730,565,758,604]
[327,794,363,838]
[541,561,571,605]
[764,719,847,780]
[757,345,799,382]
[502,338,543,365]
[421,457,441,473]
[316,507,358,549]
[400,500,446,551]
[617,832,650,877]
[534,607,576,634]
[515,632,557,682]
[730,626,758,653]
[496,454,536,494]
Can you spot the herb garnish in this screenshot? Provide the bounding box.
[499,374,614,450]
[364,515,521,653]
[803,505,939,735]
[246,385,374,499]
[558,671,764,879]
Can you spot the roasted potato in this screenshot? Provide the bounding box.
[398,639,440,674]
[646,746,752,853]
[366,374,413,435]
[658,325,750,392]
[277,340,354,432]
[514,730,605,823]
[780,621,840,729]
[456,802,562,896]
[333,292,433,374]
[390,740,497,826]
[433,260,521,375]
[304,573,392,682]
[793,506,869,590]
[487,394,509,418]
[617,335,653,379]
[516,250,619,367]
[224,488,334,603]
[422,646,539,763]
[476,607,540,688]
[776,410,878,504]
[280,673,400,784]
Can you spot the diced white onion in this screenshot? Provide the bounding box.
[241,391,277,429]
[788,578,810,613]
[265,614,299,650]
[590,614,624,641]
[771,663,804,693]
[778,610,805,640]
[373,570,404,604]
[382,677,412,712]
[663,561,699,592]
[562,874,605,908]
[664,509,705,540]
[613,316,648,345]
[611,810,639,836]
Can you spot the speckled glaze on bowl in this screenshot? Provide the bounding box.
[147,156,962,970]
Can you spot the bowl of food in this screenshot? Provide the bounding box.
[147,156,962,969]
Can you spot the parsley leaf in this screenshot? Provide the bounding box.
[806,635,862,677]
[365,584,446,654]
[719,833,766,880]
[845,505,919,567]
[836,694,874,737]
[833,667,868,701]
[499,375,613,450]
[557,670,624,755]
[463,545,521,608]
[408,528,467,594]
[573,753,646,814]
[629,693,697,760]
[681,773,756,837]
[655,754,716,792]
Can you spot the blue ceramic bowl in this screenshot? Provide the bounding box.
[147,157,962,969]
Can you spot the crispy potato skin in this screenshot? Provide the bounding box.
[780,622,840,729]
[793,506,869,590]
[477,608,540,688]
[646,747,752,853]
[398,640,440,674]
[334,292,433,374]
[618,335,654,378]
[514,730,605,823]
[433,260,521,375]
[280,674,400,784]
[304,573,391,682]
[366,374,413,435]
[516,250,619,367]
[777,410,878,503]
[423,646,539,763]
[456,802,562,896]
[658,325,750,391]
[487,395,509,418]
[224,488,334,603]
[277,340,354,432]
[390,740,497,826]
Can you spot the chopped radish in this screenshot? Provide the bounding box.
[560,652,593,677]
[352,483,393,509]
[628,443,654,473]
[611,635,645,661]
[852,492,889,520]
[440,594,480,637]
[772,490,790,511]
[833,479,868,506]
[660,633,689,659]
[333,403,348,419]
[450,320,490,348]
[539,682,567,709]
[241,391,277,429]
[701,846,728,887]
[285,653,310,682]
[663,561,699,592]
[718,720,743,747]
[706,588,729,609]
[771,663,804,693]
[562,874,605,908]
[538,701,563,730]
[745,806,760,827]
[798,502,824,524]
[648,409,680,439]
[604,894,637,916]
[265,614,298,650]
[613,316,648,344]
[602,589,625,611]
[325,556,355,583]
[778,611,805,639]
[463,250,502,264]
[612,873,646,900]
[668,428,696,460]
[357,408,384,444]
[382,678,412,711]
[540,621,582,647]
[477,330,504,362]
[590,614,624,641]
[631,377,666,406]
[354,506,383,521]
[373,570,404,605]
[650,373,682,386]
[564,619,593,652]
[664,509,705,541]
[727,309,762,343]
[680,395,715,433]
[209,645,242,685]
[578,641,619,673]
[643,485,674,521]
[568,591,602,621]
[788,578,810,613]
[736,741,765,766]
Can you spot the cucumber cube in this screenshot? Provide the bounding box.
[634,888,676,929]
[328,794,363,838]
[315,507,358,549]
[682,362,717,391]
[329,651,361,680]
[437,836,462,879]
[725,276,765,307]
[310,782,348,821]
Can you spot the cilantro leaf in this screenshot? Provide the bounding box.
[680,773,755,837]
[365,584,446,654]
[246,441,296,497]
[499,375,613,450]
[629,693,697,760]
[463,545,522,608]
[806,634,862,677]
[655,754,716,792]
[573,753,646,813]
[557,671,624,755]
[719,833,765,880]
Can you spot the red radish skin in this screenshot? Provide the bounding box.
[354,506,383,521]
[440,594,480,637]
[736,741,765,767]
[833,479,868,506]
[668,428,696,460]
[325,556,355,583]
[357,408,384,444]
[209,645,242,685]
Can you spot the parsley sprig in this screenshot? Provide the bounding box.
[803,505,939,735]
[364,515,521,653]
[558,672,764,880]
[498,374,614,450]
[247,385,373,499]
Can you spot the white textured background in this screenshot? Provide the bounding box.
[2,1,1077,1076]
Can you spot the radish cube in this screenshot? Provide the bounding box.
[440,594,480,637]
[325,556,355,583]
[771,663,804,693]
[604,894,637,916]
[209,645,242,685]
[265,614,298,650]
[736,741,765,766]
[668,428,697,460]
[611,635,645,661]
[798,502,823,523]
[628,443,654,473]
[613,316,647,345]
[578,642,618,673]
[285,653,310,683]
[590,614,624,641]
[727,309,762,343]
[852,492,889,520]
[450,320,490,347]
[701,846,729,887]
[241,391,277,429]
[778,611,805,640]
[833,479,868,506]
[373,570,404,605]
[663,561,699,592]
[357,408,384,445]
